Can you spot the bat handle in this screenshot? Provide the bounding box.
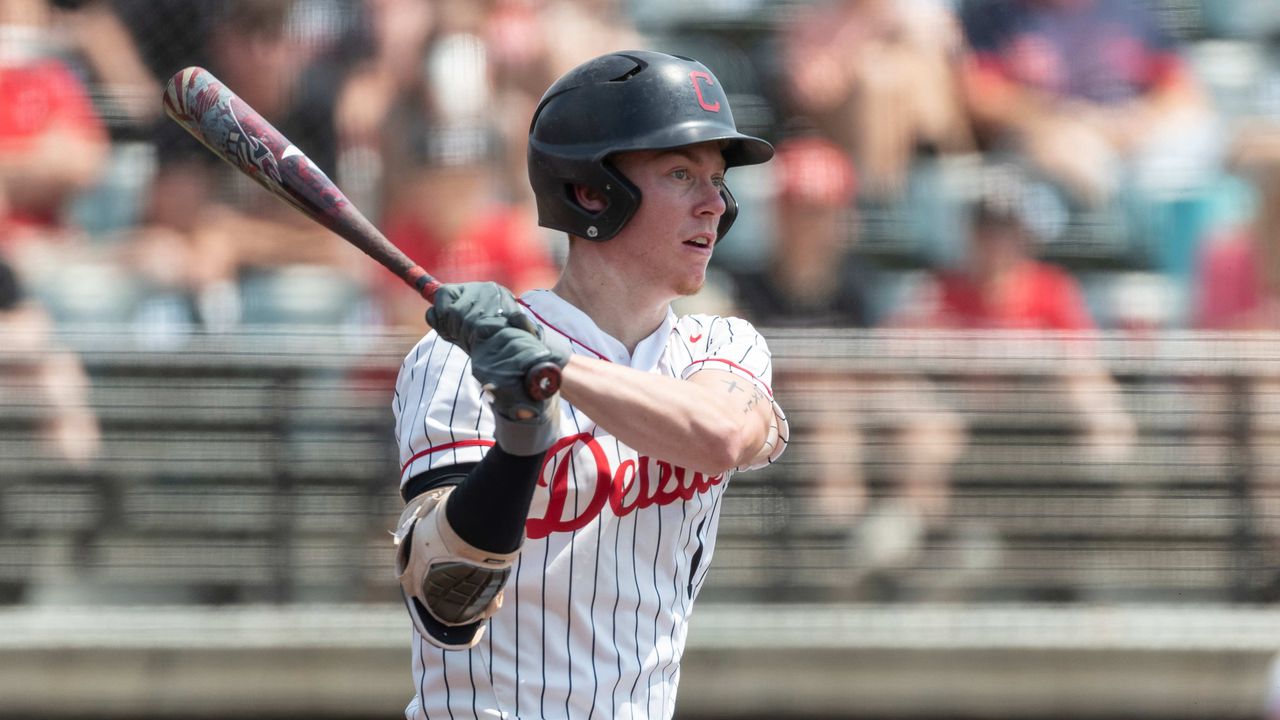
[524,362,563,401]
[412,272,443,303]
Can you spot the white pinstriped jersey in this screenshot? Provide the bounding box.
[392,289,789,720]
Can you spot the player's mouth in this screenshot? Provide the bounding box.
[683,233,715,252]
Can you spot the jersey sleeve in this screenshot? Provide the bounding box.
[392,333,496,490]
[678,315,789,471]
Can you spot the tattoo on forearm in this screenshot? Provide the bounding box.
[722,377,765,415]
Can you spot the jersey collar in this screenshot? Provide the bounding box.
[519,289,677,371]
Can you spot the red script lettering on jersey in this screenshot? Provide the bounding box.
[525,432,724,539]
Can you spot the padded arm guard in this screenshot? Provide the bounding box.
[393,486,520,650]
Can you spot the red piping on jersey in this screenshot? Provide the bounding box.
[400,438,495,477]
[684,358,775,397]
[517,299,610,361]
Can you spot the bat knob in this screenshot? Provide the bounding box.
[524,362,562,401]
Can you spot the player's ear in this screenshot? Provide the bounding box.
[572,184,608,213]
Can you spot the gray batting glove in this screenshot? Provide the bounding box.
[426,282,524,355]
[469,325,571,457]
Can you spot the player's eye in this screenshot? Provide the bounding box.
[670,169,691,181]
[711,175,725,188]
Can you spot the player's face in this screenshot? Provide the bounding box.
[609,143,728,297]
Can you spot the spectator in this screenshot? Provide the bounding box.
[732,137,965,568]
[959,0,1217,209]
[333,0,647,216]
[733,136,874,326]
[0,0,108,264]
[54,0,162,132]
[485,0,647,206]
[1194,124,1280,330]
[0,256,100,466]
[332,0,435,167]
[1192,124,1280,573]
[779,0,974,200]
[891,166,1137,464]
[122,0,370,330]
[378,123,557,328]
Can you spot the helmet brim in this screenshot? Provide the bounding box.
[600,122,774,168]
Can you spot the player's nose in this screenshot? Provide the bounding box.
[695,178,727,219]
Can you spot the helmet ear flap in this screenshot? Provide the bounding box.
[716,183,738,241]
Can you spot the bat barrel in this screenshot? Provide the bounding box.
[164,66,559,400]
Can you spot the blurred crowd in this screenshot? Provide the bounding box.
[3,0,1278,334]
[4,0,1280,579]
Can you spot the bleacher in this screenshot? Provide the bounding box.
[0,331,401,606]
[1,328,1278,717]
[4,329,1276,604]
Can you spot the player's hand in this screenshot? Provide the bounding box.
[426,282,526,355]
[469,325,571,456]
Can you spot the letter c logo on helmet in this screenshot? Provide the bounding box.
[526,50,773,243]
[689,71,721,113]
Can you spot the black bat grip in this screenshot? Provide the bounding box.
[525,362,562,401]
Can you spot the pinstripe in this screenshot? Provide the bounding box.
[626,508,643,708]
[422,342,454,449]
[444,355,468,463]
[468,648,478,718]
[403,339,440,480]
[661,488,694,710]
[608,436,626,718]
[513,547,522,717]
[539,490,551,719]
[585,427,604,720]
[419,636,432,720]
[440,647,455,720]
[563,406,585,719]
[691,492,725,595]
[391,344,418,433]
[644,500,664,719]
[469,395,487,719]
[485,622,495,711]
[658,355,687,715]
[396,294,787,720]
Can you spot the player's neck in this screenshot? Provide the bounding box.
[553,256,671,354]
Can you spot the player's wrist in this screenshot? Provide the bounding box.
[493,394,560,456]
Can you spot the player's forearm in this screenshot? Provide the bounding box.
[559,356,763,475]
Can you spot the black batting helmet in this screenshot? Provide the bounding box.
[527,50,773,242]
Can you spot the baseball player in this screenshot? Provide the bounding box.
[391,50,789,720]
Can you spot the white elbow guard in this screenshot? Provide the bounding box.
[393,486,521,650]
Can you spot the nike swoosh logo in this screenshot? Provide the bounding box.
[690,334,703,343]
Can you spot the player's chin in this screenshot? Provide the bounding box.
[675,274,707,297]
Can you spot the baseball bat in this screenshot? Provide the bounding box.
[162,66,561,400]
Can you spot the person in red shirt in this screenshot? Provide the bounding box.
[910,200,1094,332]
[0,0,108,243]
[379,126,558,327]
[1194,126,1280,331]
[893,176,1136,464]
